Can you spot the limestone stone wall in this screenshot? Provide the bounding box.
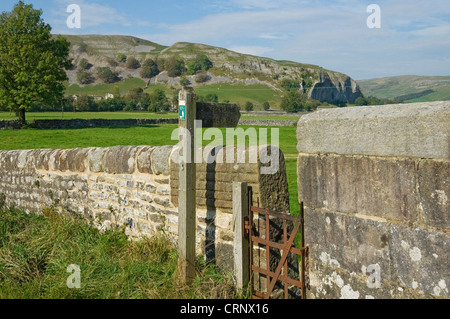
[0,144,289,273]
[297,101,450,299]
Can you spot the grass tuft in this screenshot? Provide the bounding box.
[0,206,242,299]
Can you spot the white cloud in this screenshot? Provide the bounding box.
[50,0,131,29]
[411,25,450,37]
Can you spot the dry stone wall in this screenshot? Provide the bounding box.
[0,144,289,273]
[297,101,450,299]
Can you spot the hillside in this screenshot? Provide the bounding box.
[357,75,450,102]
[63,34,363,107]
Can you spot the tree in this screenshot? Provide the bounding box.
[0,1,72,124]
[74,95,96,112]
[180,76,190,86]
[304,99,320,112]
[125,56,140,69]
[195,72,209,83]
[263,101,271,111]
[280,91,306,113]
[148,89,170,113]
[164,57,185,77]
[77,69,94,85]
[354,96,369,106]
[117,53,127,63]
[245,101,254,111]
[79,58,90,70]
[96,66,119,84]
[186,54,213,75]
[140,59,159,79]
[280,79,301,92]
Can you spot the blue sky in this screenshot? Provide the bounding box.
[1,0,449,80]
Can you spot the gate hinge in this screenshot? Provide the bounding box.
[244,216,250,237]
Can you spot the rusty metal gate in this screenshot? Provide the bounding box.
[245,188,309,299]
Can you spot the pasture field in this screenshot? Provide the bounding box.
[0,112,179,121]
[0,112,300,122]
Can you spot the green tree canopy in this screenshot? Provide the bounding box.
[280,91,306,113]
[280,79,301,92]
[140,59,159,79]
[245,101,254,111]
[186,54,213,75]
[164,57,185,77]
[96,66,119,84]
[125,56,140,69]
[0,1,72,123]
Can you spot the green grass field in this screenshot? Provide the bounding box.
[0,111,299,122]
[0,112,179,121]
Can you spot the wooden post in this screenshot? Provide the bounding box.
[233,182,250,291]
[178,87,197,283]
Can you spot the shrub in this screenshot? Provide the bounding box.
[106,57,118,67]
[245,101,254,111]
[305,99,320,111]
[97,98,126,112]
[96,67,120,84]
[74,95,97,112]
[78,42,88,54]
[126,56,140,69]
[180,76,190,86]
[263,101,271,111]
[149,89,170,113]
[117,53,127,63]
[195,73,209,83]
[140,59,159,78]
[77,70,94,85]
[164,57,185,77]
[186,54,213,75]
[78,58,90,70]
[280,91,306,113]
[280,79,301,92]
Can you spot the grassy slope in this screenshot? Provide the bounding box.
[194,83,282,106]
[66,78,147,96]
[65,78,282,108]
[357,75,450,102]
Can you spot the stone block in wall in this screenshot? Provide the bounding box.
[389,223,450,298]
[417,159,450,230]
[297,101,450,159]
[298,153,419,224]
[101,146,140,174]
[305,208,392,284]
[196,102,241,128]
[305,208,450,299]
[136,146,156,174]
[151,146,174,176]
